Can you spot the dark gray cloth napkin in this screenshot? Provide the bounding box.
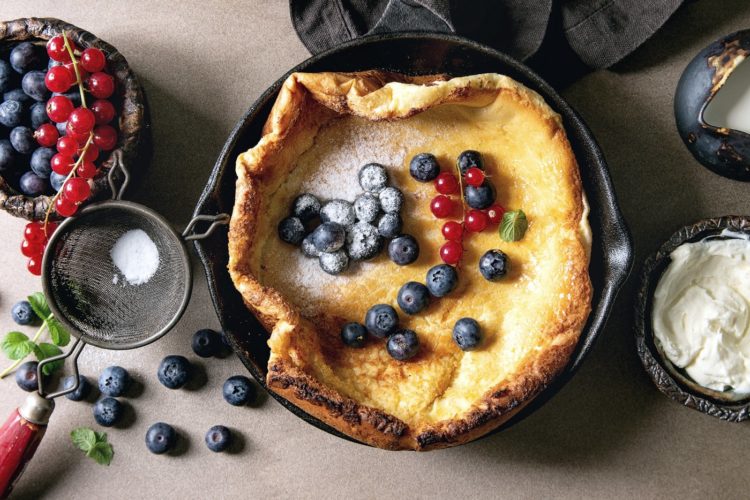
[291,0,685,85]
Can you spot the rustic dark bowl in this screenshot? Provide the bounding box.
[0,17,150,221]
[635,216,750,420]
[674,29,750,181]
[191,33,633,446]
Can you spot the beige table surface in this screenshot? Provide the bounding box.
[1,1,749,498]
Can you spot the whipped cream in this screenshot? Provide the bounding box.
[652,235,750,394]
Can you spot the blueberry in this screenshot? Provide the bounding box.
[63,375,91,401]
[479,249,509,281]
[388,235,419,265]
[93,397,123,427]
[29,101,48,128]
[50,171,66,191]
[277,216,305,246]
[11,300,37,325]
[19,171,48,196]
[54,90,82,108]
[397,282,430,315]
[0,60,12,93]
[377,213,402,238]
[457,150,484,175]
[55,121,67,136]
[4,88,32,106]
[311,221,346,252]
[358,163,388,193]
[425,264,458,297]
[386,329,420,361]
[452,318,482,351]
[9,42,45,74]
[21,71,50,102]
[364,304,398,338]
[30,147,54,178]
[0,139,16,172]
[15,361,39,392]
[319,249,349,275]
[292,193,321,222]
[0,100,24,128]
[98,365,130,397]
[341,322,367,347]
[205,425,232,452]
[192,328,221,358]
[10,126,34,154]
[464,180,496,210]
[378,187,403,214]
[301,234,321,258]
[346,221,382,261]
[145,422,177,454]
[320,199,356,227]
[353,193,380,223]
[223,375,255,406]
[157,355,191,389]
[409,152,440,182]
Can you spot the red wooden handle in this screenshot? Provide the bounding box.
[0,396,52,498]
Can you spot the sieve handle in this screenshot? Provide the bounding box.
[182,213,230,241]
[107,150,130,200]
[0,393,54,497]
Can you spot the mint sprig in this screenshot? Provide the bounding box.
[0,292,71,378]
[499,209,528,242]
[71,427,114,466]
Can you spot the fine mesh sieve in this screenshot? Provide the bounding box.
[41,201,192,350]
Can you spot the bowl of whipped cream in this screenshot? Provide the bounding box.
[635,216,750,421]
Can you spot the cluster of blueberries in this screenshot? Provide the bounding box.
[278,163,419,274]
[11,301,255,454]
[0,41,76,195]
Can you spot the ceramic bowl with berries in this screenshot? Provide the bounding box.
[0,18,149,275]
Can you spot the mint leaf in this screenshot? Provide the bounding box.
[35,343,63,375]
[72,427,113,466]
[2,332,36,360]
[47,318,70,347]
[499,209,528,242]
[27,292,51,322]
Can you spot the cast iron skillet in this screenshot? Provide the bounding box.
[191,32,634,446]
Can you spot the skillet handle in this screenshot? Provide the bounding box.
[182,213,230,241]
[0,393,54,498]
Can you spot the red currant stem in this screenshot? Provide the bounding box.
[62,32,87,109]
[0,322,48,378]
[452,162,468,269]
[42,131,94,231]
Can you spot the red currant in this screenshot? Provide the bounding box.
[34,123,59,147]
[440,241,463,265]
[93,125,117,150]
[27,256,42,276]
[442,220,464,241]
[66,122,91,145]
[464,209,488,232]
[56,135,79,156]
[46,36,72,63]
[65,62,87,83]
[465,167,485,187]
[86,72,114,99]
[55,195,78,217]
[486,204,506,224]
[430,195,454,218]
[63,178,91,203]
[20,239,44,258]
[77,161,97,179]
[46,95,74,123]
[44,222,59,238]
[45,65,73,93]
[51,153,75,175]
[79,144,99,162]
[434,172,459,195]
[24,222,46,243]
[90,99,115,125]
[80,48,106,73]
[68,108,96,134]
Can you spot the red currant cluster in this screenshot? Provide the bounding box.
[21,34,119,275]
[430,166,504,266]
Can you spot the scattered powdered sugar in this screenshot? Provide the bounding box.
[110,229,160,286]
[320,199,356,227]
